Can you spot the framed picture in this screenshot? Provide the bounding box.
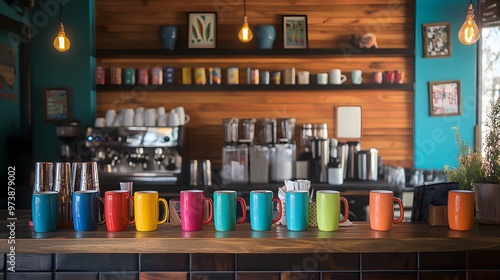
[422,22,451,58]
[43,87,71,123]
[188,12,217,49]
[283,15,308,49]
[428,80,461,116]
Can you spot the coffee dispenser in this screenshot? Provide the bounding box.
[308,123,329,183]
[221,118,249,184]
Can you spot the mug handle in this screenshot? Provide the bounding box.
[236,197,247,224]
[340,74,347,84]
[339,197,350,223]
[272,197,282,224]
[393,197,404,224]
[184,114,190,125]
[157,198,169,225]
[98,197,106,225]
[203,197,214,224]
[127,196,135,225]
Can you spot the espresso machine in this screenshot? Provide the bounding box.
[84,126,186,187]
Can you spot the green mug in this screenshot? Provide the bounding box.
[316,190,349,231]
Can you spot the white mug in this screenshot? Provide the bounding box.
[122,109,134,127]
[144,108,157,126]
[317,73,328,85]
[105,110,116,127]
[95,118,105,128]
[172,106,190,125]
[157,107,166,116]
[329,69,347,85]
[297,71,310,85]
[351,70,363,85]
[157,113,168,127]
[167,111,180,127]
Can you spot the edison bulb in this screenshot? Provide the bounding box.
[238,16,253,43]
[54,22,71,52]
[458,4,480,45]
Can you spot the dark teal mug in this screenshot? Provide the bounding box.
[213,191,246,231]
[32,191,59,232]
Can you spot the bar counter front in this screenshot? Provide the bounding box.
[1,211,500,280]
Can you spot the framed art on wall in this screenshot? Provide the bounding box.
[283,15,308,49]
[422,22,451,58]
[428,80,461,116]
[43,87,71,123]
[188,12,217,49]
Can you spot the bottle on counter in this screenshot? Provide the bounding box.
[327,139,343,185]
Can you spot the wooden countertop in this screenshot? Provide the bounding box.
[2,211,500,254]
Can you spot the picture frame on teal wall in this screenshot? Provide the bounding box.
[188,12,217,49]
[422,22,451,58]
[43,87,71,123]
[283,15,308,49]
[428,80,461,116]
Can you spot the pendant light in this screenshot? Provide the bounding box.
[53,0,70,52]
[238,0,253,43]
[458,0,480,45]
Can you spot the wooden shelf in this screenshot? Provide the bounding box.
[96,48,414,59]
[96,83,414,92]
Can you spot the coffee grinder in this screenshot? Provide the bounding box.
[55,121,81,161]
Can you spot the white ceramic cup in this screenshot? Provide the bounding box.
[105,110,116,127]
[173,106,190,125]
[157,113,168,127]
[95,118,105,128]
[317,73,328,85]
[351,70,363,85]
[297,71,310,85]
[122,109,134,127]
[329,69,347,85]
[157,107,166,116]
[167,111,180,127]
[144,108,157,126]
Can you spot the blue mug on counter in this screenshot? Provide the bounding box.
[73,190,103,231]
[250,190,282,231]
[213,190,247,231]
[285,190,309,231]
[32,191,59,232]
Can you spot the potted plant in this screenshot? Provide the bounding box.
[444,99,500,224]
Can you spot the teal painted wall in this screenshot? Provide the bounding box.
[30,0,95,162]
[0,1,23,20]
[415,0,478,169]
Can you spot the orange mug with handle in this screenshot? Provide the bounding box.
[448,190,475,231]
[369,190,404,231]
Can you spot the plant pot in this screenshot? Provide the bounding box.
[473,183,500,224]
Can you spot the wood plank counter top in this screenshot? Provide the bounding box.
[2,211,500,254]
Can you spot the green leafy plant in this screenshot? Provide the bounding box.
[444,127,485,190]
[444,98,500,189]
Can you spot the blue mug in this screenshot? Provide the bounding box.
[32,191,59,232]
[73,190,102,231]
[285,190,309,231]
[213,191,247,231]
[250,190,282,231]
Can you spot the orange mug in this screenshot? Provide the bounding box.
[448,190,475,231]
[369,190,404,231]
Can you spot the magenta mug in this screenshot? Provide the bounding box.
[180,190,213,231]
[384,71,395,84]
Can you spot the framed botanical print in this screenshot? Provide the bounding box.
[422,22,451,58]
[428,80,461,116]
[283,15,308,49]
[188,12,217,49]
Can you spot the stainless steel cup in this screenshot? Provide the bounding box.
[54,162,72,224]
[201,159,212,187]
[33,162,54,193]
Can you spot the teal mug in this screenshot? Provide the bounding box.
[213,190,247,231]
[32,191,59,232]
[285,190,309,231]
[250,190,282,231]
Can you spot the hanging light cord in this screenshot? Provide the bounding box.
[243,0,247,17]
[59,0,63,23]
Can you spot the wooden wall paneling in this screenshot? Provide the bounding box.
[95,0,415,169]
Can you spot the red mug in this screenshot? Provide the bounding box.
[104,190,134,232]
[394,70,405,84]
[384,71,395,84]
[180,190,214,231]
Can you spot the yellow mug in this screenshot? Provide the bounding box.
[134,191,168,231]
